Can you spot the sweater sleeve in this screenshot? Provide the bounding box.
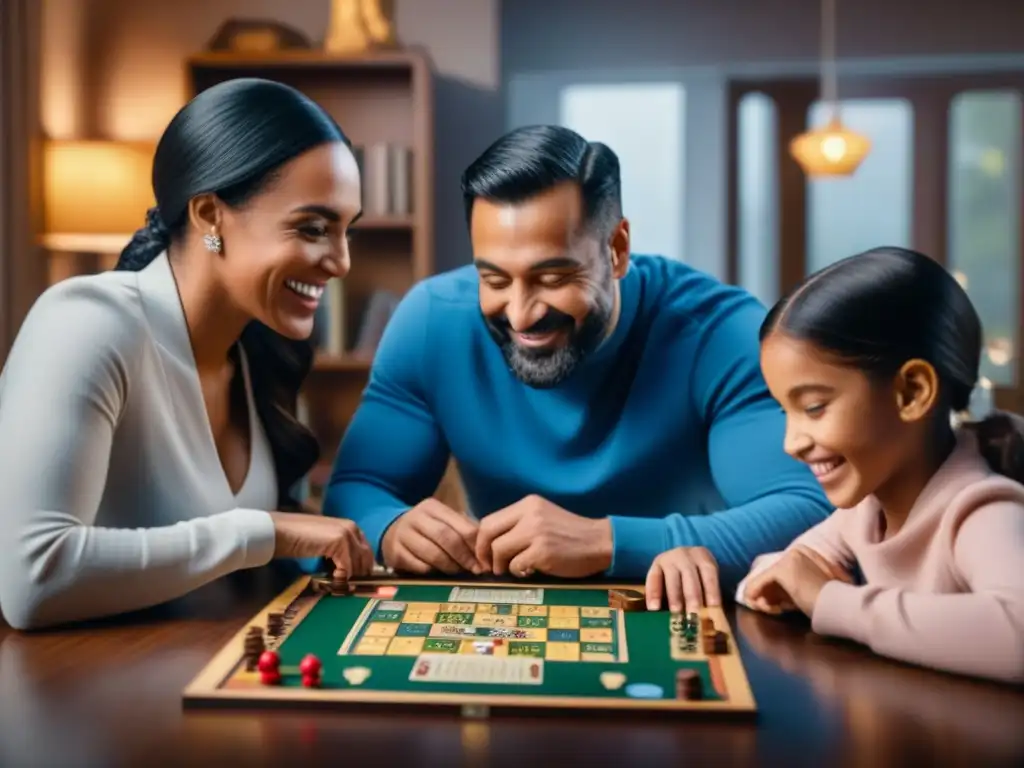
[811,501,1024,683]
[322,283,450,557]
[608,296,832,587]
[0,280,276,631]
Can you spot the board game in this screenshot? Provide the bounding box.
[182,575,757,717]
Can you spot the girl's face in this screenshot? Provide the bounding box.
[759,330,924,510]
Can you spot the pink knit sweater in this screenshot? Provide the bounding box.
[736,431,1024,684]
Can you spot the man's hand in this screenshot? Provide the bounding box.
[743,545,853,616]
[475,495,613,579]
[381,498,483,575]
[644,547,721,613]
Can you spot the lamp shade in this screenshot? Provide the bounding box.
[42,140,156,252]
[789,117,871,177]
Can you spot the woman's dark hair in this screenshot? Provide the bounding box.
[760,246,1024,483]
[116,77,351,509]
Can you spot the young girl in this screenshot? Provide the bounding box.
[732,246,1024,684]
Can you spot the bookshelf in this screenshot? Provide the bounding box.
[187,47,436,500]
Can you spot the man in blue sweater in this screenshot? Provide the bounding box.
[324,125,830,599]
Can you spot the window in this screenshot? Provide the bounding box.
[559,83,685,261]
[948,90,1021,388]
[805,99,914,274]
[737,92,780,306]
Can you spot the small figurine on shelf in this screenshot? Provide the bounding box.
[325,0,398,54]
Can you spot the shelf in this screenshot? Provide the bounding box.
[40,233,132,254]
[353,215,414,230]
[312,353,372,372]
[187,47,426,71]
[39,216,411,256]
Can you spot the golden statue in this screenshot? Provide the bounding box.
[324,0,398,54]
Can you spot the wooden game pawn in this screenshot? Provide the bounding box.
[243,627,266,671]
[676,669,703,700]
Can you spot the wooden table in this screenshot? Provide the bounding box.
[1,565,1021,768]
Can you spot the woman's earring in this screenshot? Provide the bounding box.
[203,231,223,254]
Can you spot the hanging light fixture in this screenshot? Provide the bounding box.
[789,0,871,176]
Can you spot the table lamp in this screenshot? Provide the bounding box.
[41,139,156,255]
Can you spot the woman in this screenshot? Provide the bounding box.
[0,78,375,630]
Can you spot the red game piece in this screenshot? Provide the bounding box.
[299,654,322,677]
[301,673,321,688]
[257,650,280,673]
[259,669,282,685]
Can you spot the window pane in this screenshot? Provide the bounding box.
[559,83,685,261]
[948,91,1021,388]
[737,92,779,306]
[806,99,914,274]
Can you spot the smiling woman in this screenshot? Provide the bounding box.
[0,78,375,631]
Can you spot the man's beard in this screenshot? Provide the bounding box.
[484,296,614,388]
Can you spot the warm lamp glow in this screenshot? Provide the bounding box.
[790,117,871,177]
[43,140,156,252]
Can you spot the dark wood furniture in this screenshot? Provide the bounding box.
[1,565,1020,767]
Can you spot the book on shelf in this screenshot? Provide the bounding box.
[353,142,413,217]
[311,286,400,362]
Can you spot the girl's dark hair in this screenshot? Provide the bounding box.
[116,77,351,509]
[760,246,1024,484]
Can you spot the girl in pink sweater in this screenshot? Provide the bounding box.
[737,246,1024,684]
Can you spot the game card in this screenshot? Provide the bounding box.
[447,587,544,605]
[409,655,544,685]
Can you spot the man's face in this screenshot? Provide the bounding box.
[469,182,628,388]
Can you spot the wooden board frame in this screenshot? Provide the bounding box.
[183,576,757,718]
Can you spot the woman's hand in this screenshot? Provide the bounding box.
[269,512,375,577]
[743,545,852,617]
[644,546,721,612]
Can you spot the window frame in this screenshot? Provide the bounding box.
[726,72,1024,414]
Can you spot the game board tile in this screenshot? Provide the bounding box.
[363,622,400,638]
[548,606,579,618]
[508,641,546,658]
[387,637,426,656]
[439,603,476,613]
[518,605,548,616]
[544,642,581,661]
[422,638,460,653]
[580,628,613,644]
[547,629,580,643]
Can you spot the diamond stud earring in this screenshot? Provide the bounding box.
[203,232,223,254]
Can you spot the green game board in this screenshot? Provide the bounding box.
[182,577,757,716]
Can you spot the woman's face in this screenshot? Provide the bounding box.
[216,141,362,340]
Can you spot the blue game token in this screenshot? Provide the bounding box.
[624,683,664,699]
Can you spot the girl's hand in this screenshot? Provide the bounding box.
[269,511,375,577]
[743,545,852,617]
[644,546,720,612]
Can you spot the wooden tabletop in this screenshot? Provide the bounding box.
[1,565,1021,768]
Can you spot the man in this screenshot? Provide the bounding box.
[323,125,830,598]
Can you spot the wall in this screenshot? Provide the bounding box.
[503,0,1024,280]
[41,0,503,271]
[503,0,1024,72]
